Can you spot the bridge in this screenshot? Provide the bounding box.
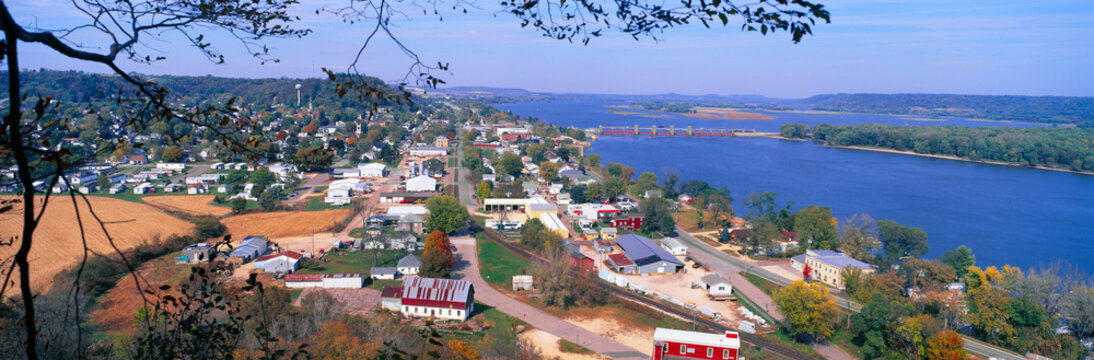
[594,125,775,137]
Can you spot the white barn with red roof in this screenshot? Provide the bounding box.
[653,328,741,360]
[400,277,475,321]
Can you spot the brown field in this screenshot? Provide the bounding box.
[0,196,194,294]
[221,209,353,239]
[143,195,232,216]
[87,253,185,336]
[691,107,774,120]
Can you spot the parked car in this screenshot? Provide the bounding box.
[692,262,702,269]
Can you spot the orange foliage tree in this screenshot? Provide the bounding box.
[448,339,481,360]
[925,330,967,360]
[302,121,318,134]
[421,230,454,278]
[311,321,382,359]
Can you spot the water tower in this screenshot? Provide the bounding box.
[295,84,302,106]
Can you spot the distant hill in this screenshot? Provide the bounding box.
[802,93,1094,125]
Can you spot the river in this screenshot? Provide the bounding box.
[494,101,1094,272]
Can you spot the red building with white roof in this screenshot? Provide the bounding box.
[653,328,740,360]
[400,277,475,321]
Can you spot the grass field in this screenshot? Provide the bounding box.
[476,233,529,286]
[742,271,783,297]
[298,250,421,275]
[558,339,594,354]
[222,209,352,238]
[303,196,352,212]
[0,195,194,294]
[143,195,232,216]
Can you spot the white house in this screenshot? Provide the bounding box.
[156,162,186,171]
[187,183,208,194]
[397,254,421,276]
[325,178,360,205]
[400,277,475,321]
[371,267,398,280]
[405,175,437,192]
[700,274,734,298]
[358,163,387,177]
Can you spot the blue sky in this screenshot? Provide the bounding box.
[11,0,1094,98]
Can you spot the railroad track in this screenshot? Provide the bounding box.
[478,229,821,360]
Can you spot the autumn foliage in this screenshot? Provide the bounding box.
[773,280,839,341]
[925,330,967,360]
[421,231,454,278]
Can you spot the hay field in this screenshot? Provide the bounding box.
[222,209,352,239]
[143,195,232,216]
[0,196,194,293]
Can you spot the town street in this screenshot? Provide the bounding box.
[450,236,648,360]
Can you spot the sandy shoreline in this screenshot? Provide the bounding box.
[766,136,1094,176]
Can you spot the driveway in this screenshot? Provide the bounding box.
[450,236,647,360]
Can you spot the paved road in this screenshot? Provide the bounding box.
[450,236,648,360]
[285,172,329,205]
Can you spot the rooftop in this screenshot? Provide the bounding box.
[616,234,684,267]
[805,250,876,271]
[654,328,740,350]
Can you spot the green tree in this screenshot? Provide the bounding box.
[774,280,839,341]
[585,153,600,168]
[792,205,838,250]
[780,123,810,138]
[231,198,248,214]
[634,172,659,193]
[539,161,559,181]
[424,158,445,174]
[250,167,277,189]
[586,182,604,202]
[497,152,524,179]
[605,163,623,177]
[939,245,976,279]
[878,219,929,265]
[96,173,110,192]
[224,169,250,186]
[602,176,627,201]
[193,216,227,239]
[640,197,675,234]
[259,188,281,211]
[424,195,469,234]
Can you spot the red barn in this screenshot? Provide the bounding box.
[567,250,595,271]
[611,214,645,231]
[653,328,740,360]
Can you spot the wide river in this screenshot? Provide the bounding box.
[495,101,1094,272]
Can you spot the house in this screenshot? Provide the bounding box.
[178,243,214,264]
[371,267,399,280]
[566,203,619,222]
[164,183,184,193]
[109,184,127,194]
[434,138,449,148]
[253,251,304,273]
[332,168,360,179]
[600,227,618,240]
[400,277,475,321]
[791,250,877,289]
[607,253,636,274]
[723,229,749,243]
[156,162,186,171]
[700,274,734,300]
[405,175,437,192]
[397,254,422,276]
[187,183,207,194]
[512,275,534,291]
[358,163,387,177]
[652,328,740,360]
[615,234,684,274]
[611,214,645,231]
[556,193,572,205]
[77,182,98,194]
[128,154,147,164]
[548,183,563,194]
[408,146,447,157]
[582,228,600,241]
[381,286,403,311]
[645,189,663,198]
[594,239,615,253]
[660,237,688,256]
[228,236,269,263]
[133,182,155,194]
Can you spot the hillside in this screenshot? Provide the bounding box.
[0,196,194,294]
[803,93,1094,124]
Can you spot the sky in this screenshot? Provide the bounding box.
[9,0,1094,98]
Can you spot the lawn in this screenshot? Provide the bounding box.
[476,233,530,287]
[366,279,403,291]
[742,271,783,297]
[447,157,456,167]
[348,227,364,238]
[298,249,421,275]
[558,339,594,354]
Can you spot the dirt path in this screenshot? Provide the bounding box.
[450,236,647,360]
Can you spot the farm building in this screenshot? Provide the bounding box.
[396,254,421,276]
[358,163,387,177]
[381,286,403,311]
[187,184,207,194]
[387,205,428,217]
[660,237,688,256]
[408,146,447,157]
[607,253,636,274]
[285,273,366,288]
[178,243,214,264]
[284,274,323,288]
[371,267,398,280]
[400,277,475,321]
[405,175,437,192]
[611,214,644,231]
[594,239,615,253]
[652,328,740,360]
[615,234,684,275]
[325,178,361,205]
[568,249,595,271]
[700,274,734,299]
[228,236,269,263]
[253,251,304,273]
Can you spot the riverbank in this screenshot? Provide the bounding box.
[764,137,1094,176]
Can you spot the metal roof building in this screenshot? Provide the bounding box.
[615,234,684,274]
[400,277,476,321]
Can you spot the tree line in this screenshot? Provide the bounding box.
[804,93,1094,125]
[780,123,1094,172]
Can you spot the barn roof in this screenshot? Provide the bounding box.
[401,277,473,308]
[616,234,684,267]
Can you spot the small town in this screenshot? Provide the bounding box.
[3,1,1094,359]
